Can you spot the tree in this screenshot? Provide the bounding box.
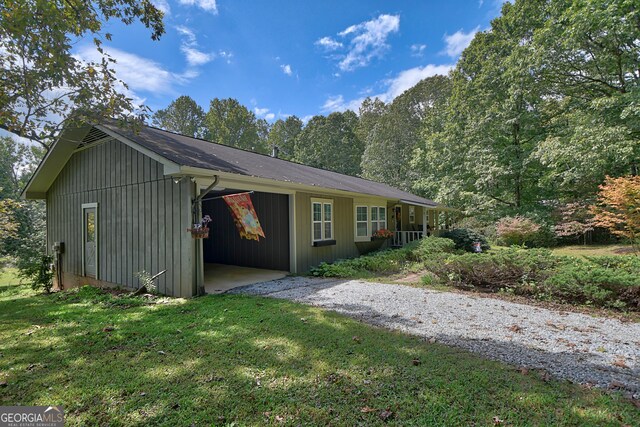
[553,202,595,245]
[151,96,207,139]
[590,175,640,252]
[294,111,363,176]
[363,75,451,191]
[205,98,268,153]
[0,0,165,149]
[531,0,640,199]
[266,116,303,160]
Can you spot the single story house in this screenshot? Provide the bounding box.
[22,120,454,298]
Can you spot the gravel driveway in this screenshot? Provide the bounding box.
[231,277,640,397]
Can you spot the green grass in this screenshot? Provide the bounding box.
[1,270,638,426]
[552,245,636,257]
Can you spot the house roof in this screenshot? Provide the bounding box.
[99,122,438,207]
[23,120,438,207]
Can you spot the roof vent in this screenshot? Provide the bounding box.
[79,127,110,147]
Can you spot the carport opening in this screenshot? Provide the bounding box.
[201,189,290,293]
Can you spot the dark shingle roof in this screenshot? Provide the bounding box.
[100,122,437,207]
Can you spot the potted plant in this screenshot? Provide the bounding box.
[188,215,212,239]
[371,228,394,241]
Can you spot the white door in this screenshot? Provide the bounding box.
[83,206,97,278]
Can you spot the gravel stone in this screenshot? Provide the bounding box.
[231,277,640,396]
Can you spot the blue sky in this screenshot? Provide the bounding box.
[88,1,506,124]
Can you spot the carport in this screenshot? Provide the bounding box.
[201,189,290,293]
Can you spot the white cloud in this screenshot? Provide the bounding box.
[219,50,233,64]
[315,36,343,51]
[75,45,176,95]
[442,26,479,58]
[382,64,454,101]
[280,64,293,76]
[317,14,400,72]
[179,0,218,14]
[152,0,171,15]
[176,25,215,67]
[321,63,454,113]
[410,43,426,57]
[254,107,275,121]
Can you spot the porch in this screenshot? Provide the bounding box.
[389,204,456,247]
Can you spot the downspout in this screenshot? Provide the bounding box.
[192,175,219,296]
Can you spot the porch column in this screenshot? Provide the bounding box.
[422,209,427,236]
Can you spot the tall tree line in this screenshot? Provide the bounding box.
[151,0,638,222]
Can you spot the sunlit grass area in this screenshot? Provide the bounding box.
[552,244,636,257]
[1,269,638,426]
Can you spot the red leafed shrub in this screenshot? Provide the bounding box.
[496,216,541,246]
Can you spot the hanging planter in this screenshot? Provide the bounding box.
[188,215,212,239]
[188,227,210,239]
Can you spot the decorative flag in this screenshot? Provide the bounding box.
[222,193,266,241]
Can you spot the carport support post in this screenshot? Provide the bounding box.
[193,176,219,296]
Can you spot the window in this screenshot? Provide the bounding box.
[355,205,386,241]
[371,206,386,233]
[409,206,415,224]
[311,199,333,243]
[356,206,368,238]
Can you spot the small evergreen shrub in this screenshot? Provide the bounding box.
[440,228,490,252]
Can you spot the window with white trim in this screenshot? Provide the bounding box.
[371,206,386,233]
[311,199,333,242]
[356,206,368,238]
[409,206,415,224]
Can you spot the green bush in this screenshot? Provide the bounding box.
[309,237,456,278]
[424,247,639,310]
[16,252,53,293]
[428,248,559,291]
[440,228,490,252]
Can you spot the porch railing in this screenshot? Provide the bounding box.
[391,230,423,247]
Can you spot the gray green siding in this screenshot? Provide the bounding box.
[46,139,195,297]
[294,192,359,273]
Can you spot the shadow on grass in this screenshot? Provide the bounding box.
[0,285,638,426]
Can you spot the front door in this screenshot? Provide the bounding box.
[393,205,402,231]
[83,206,97,278]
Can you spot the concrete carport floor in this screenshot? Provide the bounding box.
[203,263,289,294]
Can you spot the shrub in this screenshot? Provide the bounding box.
[496,216,542,246]
[16,253,53,293]
[428,248,559,291]
[440,228,490,252]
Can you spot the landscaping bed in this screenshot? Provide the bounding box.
[310,238,640,312]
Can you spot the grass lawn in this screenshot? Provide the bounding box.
[1,270,638,426]
[552,244,636,257]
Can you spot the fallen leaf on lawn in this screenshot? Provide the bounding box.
[608,381,625,390]
[518,368,529,375]
[158,351,166,355]
[0,381,7,387]
[428,337,436,344]
[493,416,504,424]
[352,336,361,343]
[379,409,394,421]
[275,415,285,423]
[300,318,307,323]
[102,326,115,332]
[539,371,551,382]
[140,392,146,396]
[360,406,377,413]
[412,359,421,366]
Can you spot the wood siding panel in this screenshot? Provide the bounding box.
[46,138,195,297]
[202,191,290,271]
[294,192,359,273]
